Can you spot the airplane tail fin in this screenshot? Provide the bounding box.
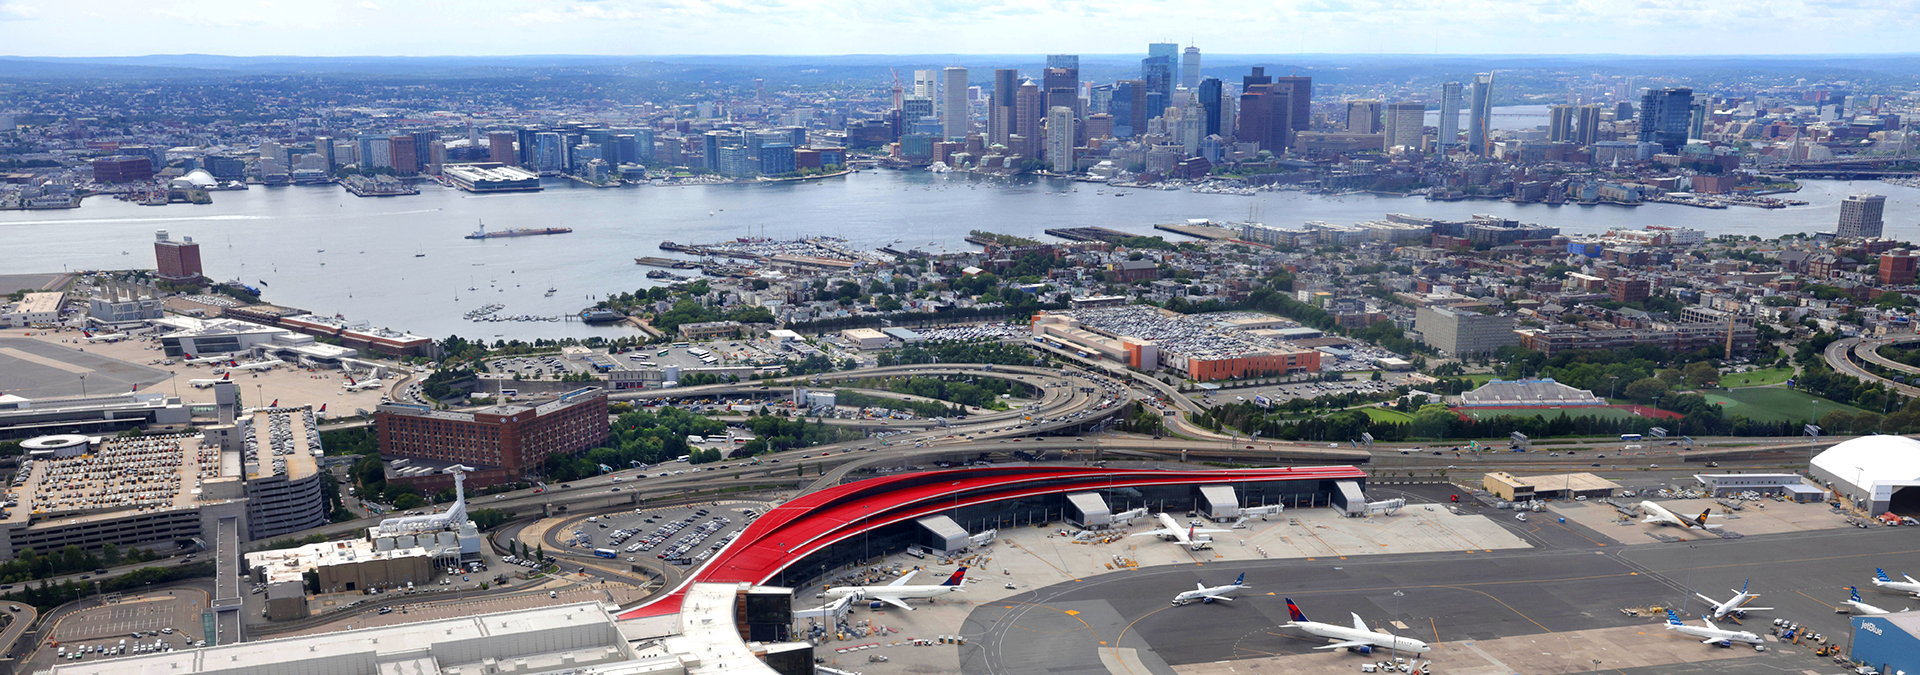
[1285,598,1309,623]
[1852,586,1864,602]
[1696,508,1711,525]
[1665,609,1683,625]
[1233,573,1245,587]
[941,567,968,586]
[1878,568,1893,582]
[319,404,327,413]
[1740,579,1748,594]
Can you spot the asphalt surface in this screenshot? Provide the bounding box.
[0,337,174,399]
[963,516,1920,675]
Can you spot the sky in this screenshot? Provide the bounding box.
[3,0,1920,58]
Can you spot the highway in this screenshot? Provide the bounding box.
[1825,336,1920,397]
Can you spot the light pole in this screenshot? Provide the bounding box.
[1608,375,1620,401]
[1391,590,1404,664]
[79,373,87,397]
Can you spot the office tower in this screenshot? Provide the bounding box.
[1838,194,1888,239]
[1043,66,1079,121]
[1085,113,1114,140]
[1197,77,1223,137]
[1238,82,1292,152]
[427,140,446,174]
[1015,81,1044,157]
[1346,100,1383,134]
[258,139,284,166]
[515,128,539,167]
[1089,84,1113,117]
[1126,80,1151,138]
[570,143,601,174]
[942,67,969,140]
[314,135,335,170]
[409,131,433,173]
[1614,101,1634,122]
[356,133,380,169]
[388,135,418,175]
[913,70,937,100]
[1273,76,1312,132]
[1689,103,1706,141]
[990,69,1018,146]
[1468,73,1495,155]
[487,132,517,165]
[1243,66,1271,90]
[1149,42,1179,82]
[902,98,935,125]
[366,137,392,169]
[1636,87,1693,153]
[1142,55,1174,106]
[534,132,565,173]
[1548,105,1574,143]
[153,230,203,281]
[1383,103,1425,151]
[634,129,655,164]
[1574,104,1603,146]
[1046,54,1079,71]
[1438,82,1462,150]
[1180,46,1203,91]
[1047,106,1075,172]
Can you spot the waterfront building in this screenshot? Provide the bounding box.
[1637,87,1694,153]
[1468,73,1495,155]
[443,163,541,193]
[1238,80,1293,152]
[1047,106,1075,173]
[1273,75,1312,133]
[91,155,153,183]
[1839,193,1888,239]
[388,134,418,175]
[534,132,566,173]
[154,229,203,281]
[1575,104,1604,146]
[718,144,754,177]
[1383,102,1426,151]
[759,143,795,175]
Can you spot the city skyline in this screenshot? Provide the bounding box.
[3,0,1920,58]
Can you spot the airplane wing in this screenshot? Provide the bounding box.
[1351,612,1369,632]
[1906,574,1920,585]
[1200,595,1235,603]
[1192,528,1230,534]
[871,595,915,611]
[1738,606,1772,611]
[1694,592,1722,606]
[1312,640,1373,651]
[1130,529,1174,538]
[889,570,918,587]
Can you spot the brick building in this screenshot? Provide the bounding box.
[1881,249,1917,286]
[374,387,609,485]
[1607,277,1651,303]
[153,229,203,281]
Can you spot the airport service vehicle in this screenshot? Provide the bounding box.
[593,548,617,559]
[820,567,968,611]
[344,378,383,392]
[1282,598,1431,655]
[1847,586,1903,615]
[1695,579,1771,620]
[1639,502,1720,531]
[189,373,231,388]
[1172,573,1248,606]
[1871,568,1920,596]
[1662,609,1762,646]
[1131,513,1230,551]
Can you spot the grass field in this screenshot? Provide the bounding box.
[1455,406,1651,422]
[1722,367,1794,388]
[1360,407,1415,423]
[1703,387,1865,423]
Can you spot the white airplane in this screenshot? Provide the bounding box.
[184,353,234,365]
[80,331,126,343]
[1282,598,1431,655]
[820,567,968,611]
[231,358,285,372]
[1639,501,1720,531]
[1871,568,1920,596]
[344,378,384,392]
[1662,609,1762,646]
[188,373,231,389]
[1132,513,1229,551]
[1694,579,1771,620]
[1172,573,1249,606]
[1846,586,1904,615]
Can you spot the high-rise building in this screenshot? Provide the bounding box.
[942,67,969,141]
[388,134,418,175]
[487,131,517,165]
[1085,113,1114,140]
[1547,105,1574,143]
[1043,67,1079,126]
[1046,106,1075,173]
[1383,103,1426,151]
[1838,194,1888,239]
[1015,81,1045,158]
[990,69,1019,146]
[534,132,566,173]
[1468,73,1495,155]
[1243,66,1271,90]
[153,229,203,281]
[1438,81,1462,150]
[1141,55,1174,107]
[1345,100,1382,134]
[1088,83,1113,117]
[1272,76,1312,132]
[1880,249,1917,286]
[913,70,938,100]
[1637,87,1693,154]
[515,128,539,167]
[1575,104,1604,146]
[1238,82,1292,152]
[1614,101,1634,123]
[1181,46,1202,91]
[1689,102,1707,141]
[1149,42,1179,86]
[366,137,392,169]
[1197,77,1223,137]
[314,135,335,170]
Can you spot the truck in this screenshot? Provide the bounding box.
[593,548,617,559]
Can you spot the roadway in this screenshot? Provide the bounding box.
[1824,336,1920,398]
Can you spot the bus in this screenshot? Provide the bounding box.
[688,348,711,357]
[671,343,689,348]
[1619,433,1643,442]
[593,548,617,559]
[657,349,670,357]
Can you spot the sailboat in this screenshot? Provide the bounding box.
[415,243,426,258]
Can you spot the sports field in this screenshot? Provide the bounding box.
[1360,407,1414,423]
[1454,405,1653,422]
[1702,387,1865,423]
[1721,367,1794,388]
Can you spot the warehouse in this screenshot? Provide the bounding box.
[1809,435,1920,516]
[1850,611,1920,675]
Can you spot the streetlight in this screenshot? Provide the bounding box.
[1608,375,1620,400]
[79,373,87,397]
[1391,590,1404,664]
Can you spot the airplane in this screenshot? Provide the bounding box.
[1694,579,1771,621]
[1662,609,1762,646]
[344,378,384,392]
[189,373,231,389]
[80,331,126,343]
[1870,568,1920,596]
[1639,501,1720,531]
[230,358,285,372]
[1846,586,1904,615]
[1172,573,1249,606]
[315,404,328,419]
[1281,598,1430,655]
[1131,513,1229,551]
[820,567,968,611]
[184,353,234,365]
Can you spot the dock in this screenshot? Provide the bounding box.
[1043,227,1138,243]
[634,256,700,269]
[1153,223,1242,241]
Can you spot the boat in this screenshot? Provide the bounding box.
[465,221,574,240]
[579,309,624,324]
[635,256,700,269]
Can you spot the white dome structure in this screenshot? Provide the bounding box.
[171,169,217,188]
[1809,435,1920,515]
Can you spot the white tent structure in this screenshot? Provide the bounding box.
[1809,435,1920,516]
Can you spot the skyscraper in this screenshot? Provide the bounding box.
[1015,80,1044,158]
[1383,103,1426,151]
[1438,81,1462,150]
[1197,77,1223,137]
[1272,75,1312,133]
[388,134,418,175]
[1575,104,1604,146]
[1243,66,1271,90]
[1468,73,1495,155]
[1141,55,1174,107]
[913,70,938,100]
[488,131,517,165]
[942,67,970,141]
[1238,82,1292,152]
[990,69,1019,147]
[1548,105,1575,143]
[1149,42,1179,84]
[1636,87,1693,153]
[1838,194,1888,239]
[1043,66,1079,121]
[1689,102,1707,141]
[1181,46,1202,90]
[1047,106,1075,172]
[1346,100,1382,134]
[153,230,203,281]
[535,132,566,173]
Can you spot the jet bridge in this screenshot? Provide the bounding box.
[915,515,970,554]
[1065,492,1112,529]
[1198,484,1241,522]
[1332,480,1368,516]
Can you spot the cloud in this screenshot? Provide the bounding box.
[358,1,377,8]
[0,2,42,19]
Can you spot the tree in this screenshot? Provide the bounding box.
[469,508,510,530]
[1655,368,1684,387]
[1820,410,1856,435]
[1623,377,1668,402]
[1410,404,1455,439]
[392,493,426,510]
[101,543,121,567]
[1682,362,1720,389]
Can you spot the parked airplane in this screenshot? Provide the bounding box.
[1694,579,1771,620]
[344,378,384,392]
[1172,573,1249,606]
[1132,513,1229,551]
[189,373,231,388]
[230,358,285,372]
[1871,568,1920,596]
[184,353,234,365]
[1639,501,1720,531]
[80,331,126,343]
[820,567,968,610]
[1662,609,1762,646]
[1281,598,1431,655]
[1847,587,1903,615]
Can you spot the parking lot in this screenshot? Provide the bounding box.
[558,502,759,567]
[1201,376,1401,407]
[40,592,206,667]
